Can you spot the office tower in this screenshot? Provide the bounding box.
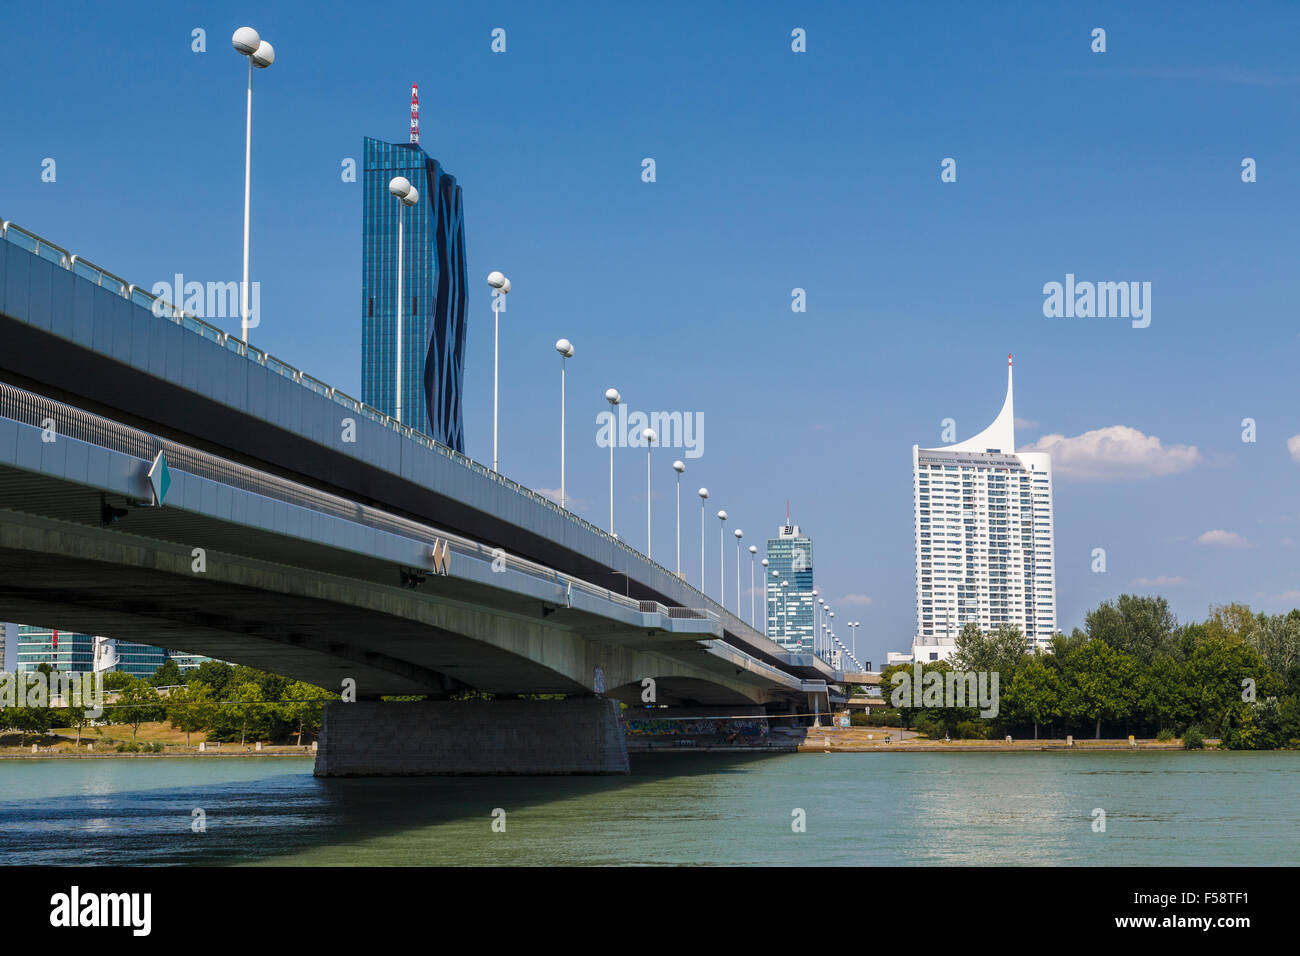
[15,626,96,674]
[765,518,815,653]
[360,122,468,450]
[911,355,1056,660]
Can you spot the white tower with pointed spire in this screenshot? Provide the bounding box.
[910,355,1056,659]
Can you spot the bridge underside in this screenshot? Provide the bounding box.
[0,462,792,710]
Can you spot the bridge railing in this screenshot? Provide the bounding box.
[0,378,649,618]
[0,221,815,664]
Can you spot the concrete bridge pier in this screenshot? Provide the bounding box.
[313,698,630,776]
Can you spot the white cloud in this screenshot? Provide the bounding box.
[1197,529,1250,548]
[536,488,588,510]
[835,594,874,607]
[1287,434,1300,464]
[1130,575,1187,587]
[1020,425,1201,480]
[1014,417,1040,430]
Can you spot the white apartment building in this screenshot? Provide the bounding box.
[910,355,1056,661]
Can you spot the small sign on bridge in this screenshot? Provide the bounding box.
[148,451,171,506]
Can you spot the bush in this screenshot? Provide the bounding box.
[853,708,899,727]
[955,720,989,740]
[1155,728,1176,742]
[1183,726,1205,750]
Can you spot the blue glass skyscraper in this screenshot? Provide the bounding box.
[361,137,468,451]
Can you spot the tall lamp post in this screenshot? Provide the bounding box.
[716,510,728,605]
[642,427,657,557]
[733,528,744,618]
[487,271,511,472]
[748,544,758,626]
[604,388,621,533]
[673,461,685,576]
[817,598,826,654]
[849,621,860,661]
[828,610,835,661]
[770,570,780,639]
[811,589,819,654]
[697,488,709,590]
[231,26,274,346]
[760,558,769,634]
[555,339,574,509]
[387,177,419,422]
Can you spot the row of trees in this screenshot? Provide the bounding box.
[877,596,1300,748]
[0,661,333,746]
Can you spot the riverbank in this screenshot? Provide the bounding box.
[797,726,1200,752]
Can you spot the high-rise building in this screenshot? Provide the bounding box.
[16,626,96,674]
[361,131,468,450]
[765,520,815,653]
[15,627,179,680]
[911,356,1056,660]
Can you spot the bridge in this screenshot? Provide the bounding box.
[0,219,845,775]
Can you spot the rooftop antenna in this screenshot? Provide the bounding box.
[409,83,420,144]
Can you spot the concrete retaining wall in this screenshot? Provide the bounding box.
[314,698,629,776]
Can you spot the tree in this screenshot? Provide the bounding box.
[1247,612,1300,689]
[61,701,92,746]
[279,682,333,745]
[1061,639,1138,738]
[1186,637,1277,735]
[168,683,215,746]
[1135,653,1194,736]
[1204,602,1258,646]
[113,678,163,740]
[188,661,235,698]
[224,682,268,746]
[1004,654,1061,739]
[952,623,1027,679]
[1085,594,1179,663]
[102,670,134,692]
[149,658,183,688]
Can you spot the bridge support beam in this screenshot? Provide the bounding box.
[314,698,629,776]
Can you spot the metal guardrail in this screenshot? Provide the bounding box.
[0,380,650,616]
[0,220,835,667]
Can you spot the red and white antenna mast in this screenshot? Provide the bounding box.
[409,83,420,144]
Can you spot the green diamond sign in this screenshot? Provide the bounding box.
[148,451,171,506]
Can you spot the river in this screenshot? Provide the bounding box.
[1,751,1296,865]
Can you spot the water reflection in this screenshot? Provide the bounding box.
[0,752,1295,866]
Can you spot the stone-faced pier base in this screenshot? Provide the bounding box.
[313,698,629,776]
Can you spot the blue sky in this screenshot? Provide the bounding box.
[2,1,1298,668]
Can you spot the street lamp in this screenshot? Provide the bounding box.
[388,177,419,423]
[642,427,657,557]
[828,610,835,661]
[748,544,758,627]
[231,26,274,346]
[817,598,825,654]
[811,589,819,653]
[760,558,769,634]
[555,339,574,509]
[604,388,621,534]
[697,488,709,591]
[849,621,860,660]
[487,270,511,472]
[717,510,728,605]
[733,528,744,618]
[673,460,685,576]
